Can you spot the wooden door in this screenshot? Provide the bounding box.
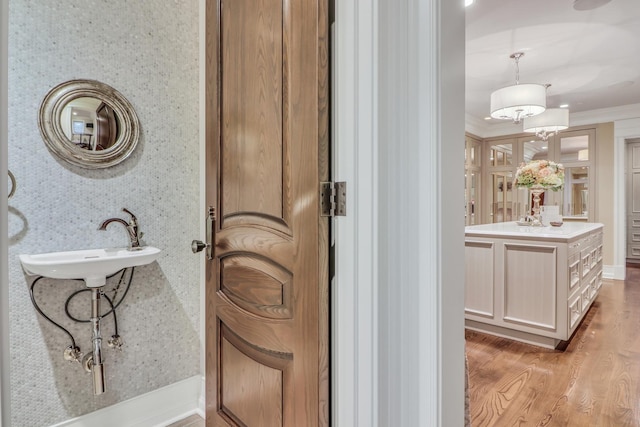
[95,102,117,150]
[204,1,329,426]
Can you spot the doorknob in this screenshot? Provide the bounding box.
[191,240,207,253]
[192,206,215,260]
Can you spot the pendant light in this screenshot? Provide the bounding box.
[523,107,569,141]
[490,52,546,124]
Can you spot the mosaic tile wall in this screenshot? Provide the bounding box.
[7,1,200,425]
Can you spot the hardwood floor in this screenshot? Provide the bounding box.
[466,266,640,427]
[167,414,205,427]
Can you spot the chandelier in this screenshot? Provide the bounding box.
[523,108,569,141]
[490,52,546,124]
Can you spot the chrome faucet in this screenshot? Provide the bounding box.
[98,208,142,250]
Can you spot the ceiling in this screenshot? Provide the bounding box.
[465,0,640,127]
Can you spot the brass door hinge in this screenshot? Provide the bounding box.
[320,182,346,217]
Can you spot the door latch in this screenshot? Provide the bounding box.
[191,206,216,260]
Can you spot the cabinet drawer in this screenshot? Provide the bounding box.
[568,240,580,255]
[629,245,640,258]
[589,275,598,300]
[581,286,591,313]
[597,270,603,290]
[594,231,603,246]
[568,253,581,292]
[581,249,592,278]
[590,248,598,269]
[569,235,589,255]
[568,293,582,331]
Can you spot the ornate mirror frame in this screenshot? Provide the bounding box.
[38,79,140,169]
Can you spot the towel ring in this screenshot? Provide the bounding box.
[8,170,16,199]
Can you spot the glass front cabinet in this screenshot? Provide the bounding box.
[557,129,595,219]
[471,126,596,225]
[485,137,518,223]
[465,135,482,225]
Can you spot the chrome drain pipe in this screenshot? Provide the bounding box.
[88,288,106,395]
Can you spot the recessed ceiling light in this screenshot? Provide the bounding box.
[465,0,474,6]
[484,116,491,120]
[559,104,569,108]
[542,146,548,150]
[573,0,611,11]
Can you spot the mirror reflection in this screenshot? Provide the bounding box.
[489,142,512,167]
[490,171,514,223]
[523,138,548,162]
[62,97,120,151]
[564,166,589,217]
[39,79,139,169]
[559,134,590,217]
[560,135,589,162]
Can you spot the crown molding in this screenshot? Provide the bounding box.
[569,103,640,127]
[464,113,488,137]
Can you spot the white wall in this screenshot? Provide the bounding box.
[7,1,200,425]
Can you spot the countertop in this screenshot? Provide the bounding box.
[465,221,603,241]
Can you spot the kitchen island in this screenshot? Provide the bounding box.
[465,221,604,348]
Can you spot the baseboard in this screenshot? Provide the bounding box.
[198,376,205,417]
[604,264,625,281]
[49,375,203,427]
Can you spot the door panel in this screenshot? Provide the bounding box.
[221,0,285,223]
[205,0,329,425]
[95,102,117,150]
[633,145,640,169]
[220,255,293,319]
[220,327,291,427]
[633,171,640,213]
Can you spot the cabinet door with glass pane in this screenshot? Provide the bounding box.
[518,134,553,217]
[557,129,595,219]
[465,135,482,225]
[485,139,516,223]
[481,127,597,225]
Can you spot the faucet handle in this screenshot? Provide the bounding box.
[122,208,138,224]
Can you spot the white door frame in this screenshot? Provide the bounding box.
[613,118,640,280]
[331,1,379,425]
[1,0,10,425]
[332,0,465,426]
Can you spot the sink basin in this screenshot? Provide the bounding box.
[19,246,161,287]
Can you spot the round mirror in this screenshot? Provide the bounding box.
[39,80,140,169]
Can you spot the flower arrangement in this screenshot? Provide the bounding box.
[514,160,565,191]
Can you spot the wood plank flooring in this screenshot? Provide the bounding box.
[167,414,205,427]
[466,266,640,427]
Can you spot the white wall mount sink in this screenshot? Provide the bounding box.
[19,246,161,287]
